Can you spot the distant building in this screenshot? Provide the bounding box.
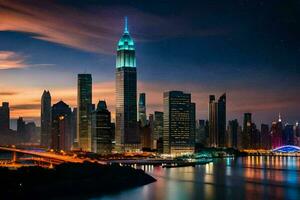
[163,91,195,155]
[52,101,72,151]
[261,124,271,149]
[41,90,51,148]
[17,117,26,134]
[0,102,10,131]
[138,93,147,127]
[283,124,294,145]
[71,107,77,149]
[92,101,113,155]
[77,74,92,151]
[115,17,139,151]
[208,94,226,147]
[190,102,196,148]
[242,113,252,149]
[153,111,163,150]
[25,122,37,143]
[227,119,239,148]
[271,115,283,148]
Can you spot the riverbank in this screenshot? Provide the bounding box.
[0,161,156,199]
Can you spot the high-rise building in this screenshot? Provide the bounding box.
[283,124,294,145]
[92,101,113,155]
[0,102,10,131]
[208,95,217,147]
[17,117,26,134]
[271,115,283,148]
[77,74,92,151]
[115,17,139,151]
[163,91,195,155]
[70,107,77,149]
[138,93,147,127]
[294,122,300,146]
[51,101,72,151]
[218,94,226,147]
[153,111,163,150]
[261,124,271,149]
[41,90,51,148]
[208,94,226,147]
[227,119,239,148]
[242,113,252,149]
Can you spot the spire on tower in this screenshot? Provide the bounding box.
[278,113,282,122]
[124,16,129,33]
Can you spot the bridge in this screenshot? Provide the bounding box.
[0,146,106,168]
[272,145,300,153]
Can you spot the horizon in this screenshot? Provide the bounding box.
[1,0,299,128]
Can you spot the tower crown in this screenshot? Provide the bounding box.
[117,17,135,51]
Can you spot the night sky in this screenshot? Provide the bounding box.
[0,0,299,128]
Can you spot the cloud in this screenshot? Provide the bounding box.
[0,51,27,69]
[0,0,227,54]
[0,91,18,96]
[10,103,40,110]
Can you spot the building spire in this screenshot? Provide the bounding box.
[124,16,129,33]
[278,113,282,122]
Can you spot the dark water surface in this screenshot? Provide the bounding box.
[95,156,300,200]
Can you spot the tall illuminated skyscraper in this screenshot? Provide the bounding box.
[163,91,195,155]
[77,74,92,151]
[208,93,226,147]
[115,17,139,151]
[41,90,51,147]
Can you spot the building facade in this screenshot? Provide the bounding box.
[0,102,10,131]
[77,74,92,151]
[163,91,195,155]
[92,101,113,155]
[138,93,147,127]
[41,90,51,148]
[51,101,72,151]
[115,17,139,151]
[208,94,226,147]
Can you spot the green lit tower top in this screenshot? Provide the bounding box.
[116,17,136,68]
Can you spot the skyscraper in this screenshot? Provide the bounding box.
[208,94,226,147]
[51,101,72,151]
[218,94,226,147]
[271,115,283,148]
[227,119,239,148]
[163,91,194,155]
[153,111,164,151]
[208,95,218,147]
[0,102,10,131]
[41,91,51,147]
[242,113,252,149]
[115,17,139,151]
[77,74,92,151]
[138,93,147,127]
[92,101,113,155]
[261,124,271,149]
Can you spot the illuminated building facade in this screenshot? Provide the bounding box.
[51,101,72,151]
[77,74,92,151]
[208,94,226,147]
[115,17,139,151]
[92,101,113,155]
[163,91,195,154]
[41,90,51,148]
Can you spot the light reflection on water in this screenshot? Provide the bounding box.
[94,156,300,200]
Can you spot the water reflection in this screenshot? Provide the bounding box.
[95,156,300,200]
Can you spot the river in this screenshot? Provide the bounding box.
[95,156,300,200]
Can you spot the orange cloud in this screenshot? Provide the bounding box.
[0,51,27,69]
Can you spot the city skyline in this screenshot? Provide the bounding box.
[0,0,300,128]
